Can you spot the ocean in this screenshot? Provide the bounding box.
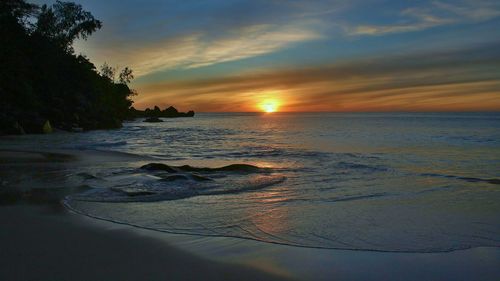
[3,112,500,252]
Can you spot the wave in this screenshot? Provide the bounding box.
[87,140,128,147]
[336,161,388,172]
[66,163,286,203]
[420,173,500,185]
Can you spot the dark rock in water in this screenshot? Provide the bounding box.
[162,106,178,117]
[141,162,265,175]
[160,174,190,181]
[143,117,163,123]
[111,187,156,197]
[159,173,212,182]
[125,191,156,197]
[214,164,263,172]
[129,105,194,119]
[175,163,263,173]
[175,165,208,172]
[486,178,500,185]
[191,174,213,181]
[153,106,162,117]
[141,163,177,173]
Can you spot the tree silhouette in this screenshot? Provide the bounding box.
[100,62,116,82]
[0,0,138,134]
[0,0,37,27]
[119,67,134,84]
[35,1,102,52]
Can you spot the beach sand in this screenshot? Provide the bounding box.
[0,149,293,281]
[0,204,294,281]
[1,149,499,281]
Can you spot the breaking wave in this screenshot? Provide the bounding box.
[66,163,286,203]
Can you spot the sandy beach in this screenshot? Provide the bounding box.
[0,149,290,280]
[2,0,500,279]
[1,148,499,281]
[0,203,295,281]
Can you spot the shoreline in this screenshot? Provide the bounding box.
[63,197,496,254]
[0,148,294,281]
[73,206,500,281]
[1,148,500,280]
[0,203,293,281]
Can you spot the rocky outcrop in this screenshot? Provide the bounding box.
[130,106,195,119]
[143,117,163,123]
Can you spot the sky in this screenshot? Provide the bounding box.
[37,0,500,112]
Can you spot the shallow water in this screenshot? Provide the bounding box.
[3,112,500,252]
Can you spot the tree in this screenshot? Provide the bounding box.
[100,62,115,81]
[35,1,102,52]
[0,0,38,27]
[119,67,134,84]
[1,0,140,134]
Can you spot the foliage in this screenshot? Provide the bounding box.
[100,62,116,82]
[0,0,137,134]
[119,67,134,84]
[0,0,37,28]
[35,1,102,53]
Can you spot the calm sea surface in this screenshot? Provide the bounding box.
[5,113,500,252]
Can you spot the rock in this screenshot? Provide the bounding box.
[128,106,195,119]
[190,174,213,181]
[160,175,190,181]
[42,120,53,134]
[143,117,163,122]
[162,106,179,117]
[486,179,500,185]
[140,163,177,173]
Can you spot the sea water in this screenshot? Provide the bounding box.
[4,112,500,252]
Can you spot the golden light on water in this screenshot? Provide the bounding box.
[259,99,280,113]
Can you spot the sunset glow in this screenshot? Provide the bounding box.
[73,1,500,112]
[259,100,280,113]
[3,1,500,280]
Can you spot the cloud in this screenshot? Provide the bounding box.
[72,1,337,77]
[80,22,322,77]
[183,24,322,69]
[133,42,500,112]
[71,0,499,82]
[349,0,500,36]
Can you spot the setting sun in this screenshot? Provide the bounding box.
[259,99,280,113]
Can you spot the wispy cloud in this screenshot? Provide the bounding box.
[133,42,500,112]
[349,0,500,36]
[72,0,499,81]
[81,22,322,76]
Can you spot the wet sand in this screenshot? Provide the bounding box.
[0,149,292,281]
[0,204,292,281]
[1,149,499,281]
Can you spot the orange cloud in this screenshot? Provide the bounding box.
[132,43,500,112]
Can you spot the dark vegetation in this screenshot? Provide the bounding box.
[0,0,193,135]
